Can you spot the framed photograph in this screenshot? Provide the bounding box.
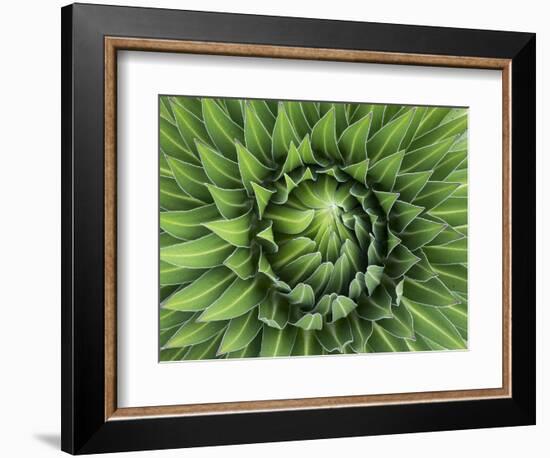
[61,3,536,454]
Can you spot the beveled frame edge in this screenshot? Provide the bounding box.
[104,37,512,421]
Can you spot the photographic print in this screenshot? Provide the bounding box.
[159,96,468,361]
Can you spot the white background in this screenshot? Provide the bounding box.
[0,0,545,457]
[118,52,502,407]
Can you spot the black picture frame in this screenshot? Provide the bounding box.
[61,3,536,454]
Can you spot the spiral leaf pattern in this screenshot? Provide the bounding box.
[159,96,468,360]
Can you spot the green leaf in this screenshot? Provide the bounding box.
[202,210,252,247]
[171,96,202,118]
[405,249,437,282]
[341,239,363,273]
[378,304,414,339]
[430,197,467,227]
[324,254,352,294]
[258,248,278,281]
[202,98,244,160]
[367,235,385,266]
[404,299,466,349]
[409,114,467,150]
[162,266,235,311]
[182,332,225,360]
[334,103,349,136]
[166,156,212,203]
[163,319,226,348]
[160,261,204,286]
[331,296,357,322]
[439,300,468,332]
[297,135,324,166]
[348,272,365,300]
[160,117,200,164]
[386,229,402,256]
[264,206,315,235]
[383,105,405,124]
[364,265,384,295]
[292,313,323,331]
[159,150,174,178]
[354,216,371,250]
[160,308,193,330]
[304,262,334,296]
[223,98,244,126]
[393,171,433,202]
[399,217,446,251]
[311,107,341,161]
[368,324,409,352]
[403,276,459,307]
[160,96,176,123]
[400,106,427,150]
[390,200,424,233]
[367,150,405,191]
[160,347,187,362]
[244,101,273,164]
[236,142,274,195]
[286,283,315,307]
[170,101,212,155]
[223,247,255,279]
[258,294,289,329]
[385,244,420,278]
[199,276,268,321]
[160,204,220,240]
[160,232,181,248]
[161,176,204,210]
[356,286,392,321]
[431,149,467,181]
[278,143,305,179]
[161,233,234,268]
[226,333,262,359]
[260,325,298,357]
[292,329,323,355]
[415,107,452,138]
[251,182,275,220]
[256,221,278,253]
[205,184,250,220]
[401,137,455,173]
[368,104,386,134]
[218,308,263,354]
[432,264,467,294]
[196,141,242,189]
[429,224,465,246]
[301,102,320,127]
[248,100,276,132]
[292,181,331,209]
[404,333,432,352]
[281,252,322,286]
[367,109,414,163]
[316,318,352,353]
[373,190,399,216]
[269,237,315,270]
[160,285,180,303]
[414,181,460,211]
[284,101,311,137]
[423,238,467,264]
[338,113,372,163]
[341,159,369,185]
[272,103,300,160]
[348,312,373,353]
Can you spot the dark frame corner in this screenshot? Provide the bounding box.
[61,3,536,454]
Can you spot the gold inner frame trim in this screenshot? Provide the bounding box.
[104,36,512,421]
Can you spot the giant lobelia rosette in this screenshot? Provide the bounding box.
[159,96,468,361]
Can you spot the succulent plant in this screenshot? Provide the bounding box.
[159,96,468,361]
